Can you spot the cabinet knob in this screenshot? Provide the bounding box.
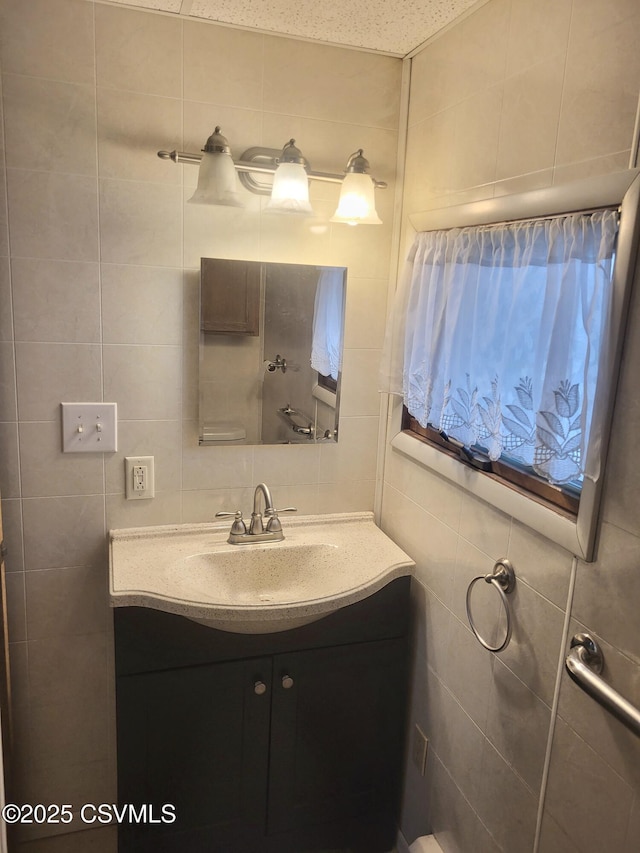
[254,681,267,695]
[281,675,294,690]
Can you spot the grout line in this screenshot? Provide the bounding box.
[532,553,578,851]
[179,15,184,517]
[549,2,573,184]
[629,91,640,169]
[89,0,110,533]
[0,5,28,657]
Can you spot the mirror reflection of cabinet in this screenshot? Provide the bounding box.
[199,260,346,447]
[200,259,261,336]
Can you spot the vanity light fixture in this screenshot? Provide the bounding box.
[330,149,382,226]
[187,127,243,208]
[265,139,313,216]
[158,128,387,223]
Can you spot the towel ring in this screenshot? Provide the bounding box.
[466,558,516,653]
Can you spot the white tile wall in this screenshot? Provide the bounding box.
[3,1,639,851]
[0,2,401,849]
[390,1,640,851]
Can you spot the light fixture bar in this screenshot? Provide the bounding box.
[158,150,202,166]
[157,149,388,189]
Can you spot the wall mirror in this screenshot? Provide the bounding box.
[199,259,346,446]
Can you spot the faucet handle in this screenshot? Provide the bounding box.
[215,510,247,535]
[264,506,297,533]
[265,506,297,519]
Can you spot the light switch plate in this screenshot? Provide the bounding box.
[61,403,117,453]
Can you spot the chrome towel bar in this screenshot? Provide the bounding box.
[277,405,315,438]
[565,633,640,738]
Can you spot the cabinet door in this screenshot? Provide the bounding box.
[267,639,407,849]
[117,657,272,852]
[200,258,261,335]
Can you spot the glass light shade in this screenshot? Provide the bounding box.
[331,172,382,225]
[188,151,244,207]
[265,162,313,215]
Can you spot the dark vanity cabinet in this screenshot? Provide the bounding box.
[115,577,410,853]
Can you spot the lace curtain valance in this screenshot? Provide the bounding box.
[381,210,619,485]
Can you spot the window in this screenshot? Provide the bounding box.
[317,372,338,393]
[383,171,640,560]
[399,209,619,514]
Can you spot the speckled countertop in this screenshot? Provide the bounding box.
[109,512,415,633]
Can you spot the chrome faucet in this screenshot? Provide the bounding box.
[249,482,275,535]
[216,483,297,544]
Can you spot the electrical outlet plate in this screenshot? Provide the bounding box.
[61,403,117,453]
[412,725,428,776]
[125,456,155,500]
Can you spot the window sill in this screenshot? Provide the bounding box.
[390,429,595,559]
[312,383,337,409]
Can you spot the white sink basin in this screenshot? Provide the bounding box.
[109,512,414,633]
[175,543,339,602]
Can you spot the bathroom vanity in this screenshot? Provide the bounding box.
[114,576,411,853]
[110,511,414,851]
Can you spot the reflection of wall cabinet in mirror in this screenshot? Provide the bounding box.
[199,260,346,447]
[200,258,261,335]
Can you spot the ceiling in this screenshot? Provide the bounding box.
[102,0,483,56]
